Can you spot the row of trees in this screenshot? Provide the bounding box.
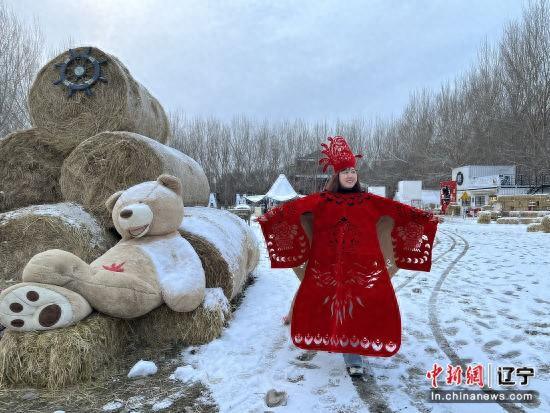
[171,1,550,204]
[168,114,371,203]
[369,0,550,189]
[0,2,42,138]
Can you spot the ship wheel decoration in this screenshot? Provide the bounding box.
[53,47,108,97]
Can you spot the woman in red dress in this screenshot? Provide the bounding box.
[258,136,439,377]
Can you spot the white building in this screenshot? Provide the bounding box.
[393,181,440,209]
[367,186,386,197]
[243,174,302,209]
[264,174,301,204]
[421,190,441,209]
[235,194,248,206]
[451,165,531,209]
[208,193,218,208]
[394,181,423,208]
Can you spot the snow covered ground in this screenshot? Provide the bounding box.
[167,217,550,413]
[93,217,549,413]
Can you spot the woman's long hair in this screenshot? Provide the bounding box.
[323,173,363,193]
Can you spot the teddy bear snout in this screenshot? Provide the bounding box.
[120,209,133,218]
[118,203,154,238]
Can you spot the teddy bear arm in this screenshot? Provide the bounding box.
[77,267,163,318]
[159,271,206,312]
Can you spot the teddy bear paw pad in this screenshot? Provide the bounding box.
[0,283,90,331]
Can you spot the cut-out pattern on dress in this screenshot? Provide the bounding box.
[258,191,438,357]
[293,333,399,355]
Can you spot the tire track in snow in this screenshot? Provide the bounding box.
[351,233,455,413]
[428,229,526,413]
[395,234,455,293]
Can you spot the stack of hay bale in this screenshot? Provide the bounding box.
[477,211,492,224]
[0,47,258,388]
[494,210,550,232]
[445,203,461,216]
[496,194,550,212]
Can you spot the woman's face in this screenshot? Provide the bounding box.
[338,167,358,189]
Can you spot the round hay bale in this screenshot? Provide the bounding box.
[477,211,492,224]
[0,202,117,281]
[445,204,461,216]
[29,46,169,144]
[179,206,259,300]
[60,131,210,227]
[527,223,543,232]
[542,216,550,233]
[0,129,78,213]
[129,288,230,347]
[0,313,129,389]
[496,217,520,225]
[179,231,231,297]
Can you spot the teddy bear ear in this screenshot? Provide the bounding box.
[157,174,182,195]
[105,190,123,212]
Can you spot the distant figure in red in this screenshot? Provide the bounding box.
[258,136,439,377]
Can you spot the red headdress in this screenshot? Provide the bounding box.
[318,136,362,173]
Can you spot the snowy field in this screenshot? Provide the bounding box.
[155,217,549,413]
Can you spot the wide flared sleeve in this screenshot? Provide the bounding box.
[258,193,321,268]
[370,195,439,272]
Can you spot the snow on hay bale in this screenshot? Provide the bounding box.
[542,216,550,233]
[527,223,543,232]
[179,207,259,300]
[519,217,543,225]
[477,211,492,224]
[0,129,76,212]
[0,313,129,389]
[0,203,117,281]
[129,288,230,347]
[496,217,520,224]
[60,131,210,227]
[29,47,169,144]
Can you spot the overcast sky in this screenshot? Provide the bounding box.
[9,0,526,122]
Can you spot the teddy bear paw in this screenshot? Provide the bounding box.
[0,282,92,331]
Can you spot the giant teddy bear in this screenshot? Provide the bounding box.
[0,175,219,331]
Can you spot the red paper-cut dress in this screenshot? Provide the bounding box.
[258,191,438,357]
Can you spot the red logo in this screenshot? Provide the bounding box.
[426,363,485,388]
[426,363,444,388]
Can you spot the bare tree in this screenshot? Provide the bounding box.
[169,1,550,202]
[499,0,550,174]
[0,2,43,137]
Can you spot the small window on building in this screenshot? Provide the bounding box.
[500,175,512,186]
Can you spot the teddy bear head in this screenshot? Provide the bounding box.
[105,174,184,239]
